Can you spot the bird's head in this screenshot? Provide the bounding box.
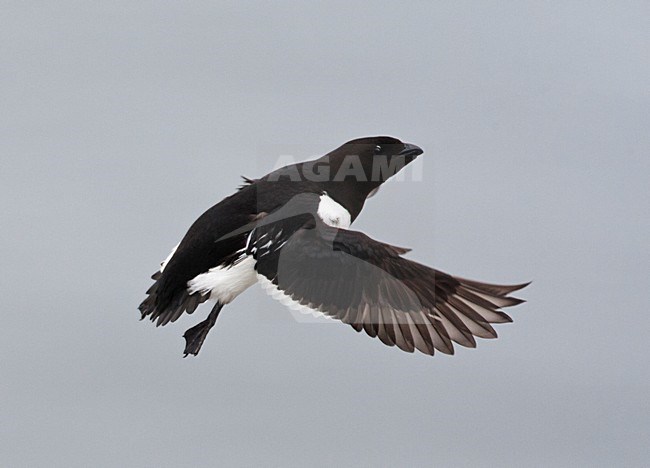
[299,136,422,220]
[323,135,423,190]
[264,136,423,221]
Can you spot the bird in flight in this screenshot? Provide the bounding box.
[139,136,528,357]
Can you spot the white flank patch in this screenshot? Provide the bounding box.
[160,243,179,272]
[187,256,258,304]
[317,192,351,229]
[257,274,334,323]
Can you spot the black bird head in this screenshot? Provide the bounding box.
[260,136,423,221]
[323,136,423,187]
[312,136,423,219]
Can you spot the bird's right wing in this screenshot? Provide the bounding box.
[249,220,528,356]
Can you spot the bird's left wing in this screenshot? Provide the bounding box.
[249,220,528,355]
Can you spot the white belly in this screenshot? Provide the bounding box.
[186,255,258,304]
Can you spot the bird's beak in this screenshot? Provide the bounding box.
[399,143,423,158]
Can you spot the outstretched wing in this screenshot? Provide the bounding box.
[250,220,528,355]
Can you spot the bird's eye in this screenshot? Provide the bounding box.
[374,145,382,153]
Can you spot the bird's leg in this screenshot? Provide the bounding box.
[182,302,223,357]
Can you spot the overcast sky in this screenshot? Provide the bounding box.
[2,2,649,467]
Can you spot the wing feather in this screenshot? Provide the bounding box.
[250,218,528,356]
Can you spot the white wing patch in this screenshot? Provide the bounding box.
[187,256,258,304]
[317,193,351,229]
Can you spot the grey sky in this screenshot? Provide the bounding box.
[1,1,649,467]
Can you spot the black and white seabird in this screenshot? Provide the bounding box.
[139,136,528,357]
